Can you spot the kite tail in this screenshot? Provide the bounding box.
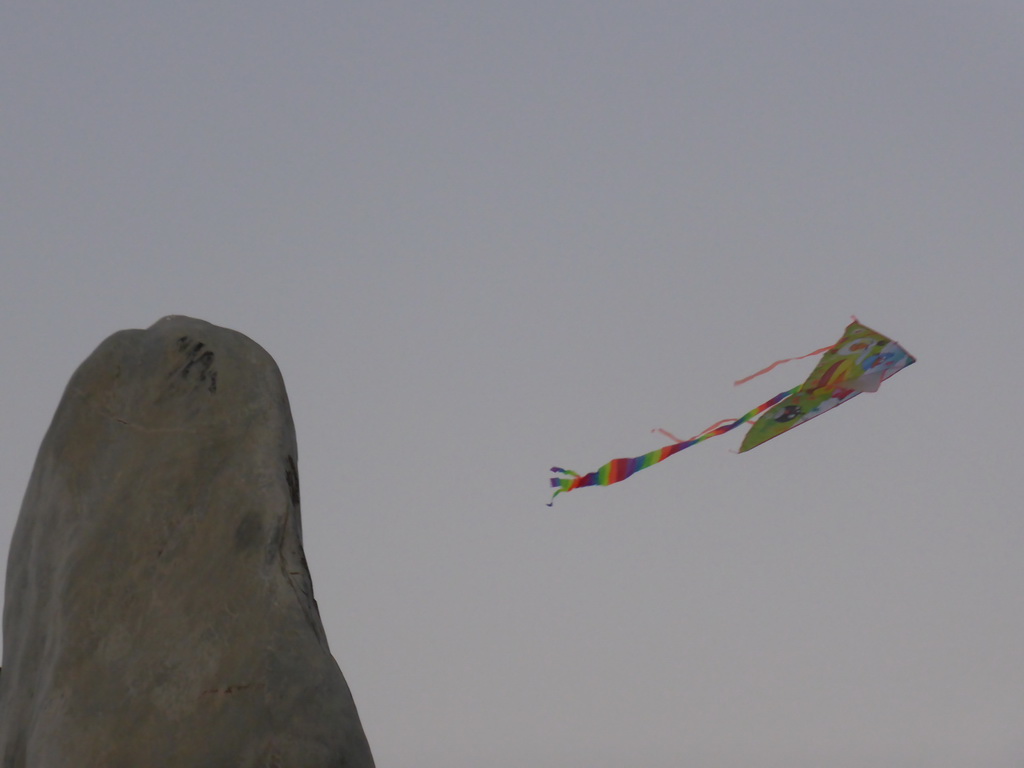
[548,387,798,505]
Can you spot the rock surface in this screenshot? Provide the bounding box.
[0,316,375,768]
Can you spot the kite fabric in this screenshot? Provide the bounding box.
[737,319,915,452]
[548,319,914,505]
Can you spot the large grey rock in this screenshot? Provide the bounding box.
[0,316,375,767]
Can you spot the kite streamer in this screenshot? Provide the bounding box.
[733,343,836,386]
[547,319,915,505]
[548,387,798,505]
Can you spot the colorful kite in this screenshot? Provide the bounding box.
[548,319,914,504]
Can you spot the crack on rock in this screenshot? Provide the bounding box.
[85,402,202,434]
[200,683,261,696]
[276,483,327,650]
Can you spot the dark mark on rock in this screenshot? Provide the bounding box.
[169,338,218,394]
[285,455,300,506]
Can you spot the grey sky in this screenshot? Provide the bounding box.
[3,3,1023,766]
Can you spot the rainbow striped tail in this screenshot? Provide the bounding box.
[547,388,797,505]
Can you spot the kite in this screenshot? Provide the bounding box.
[548,318,914,504]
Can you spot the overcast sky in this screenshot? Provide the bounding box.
[3,3,1023,766]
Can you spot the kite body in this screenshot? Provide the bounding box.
[739,321,915,452]
[549,319,914,504]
